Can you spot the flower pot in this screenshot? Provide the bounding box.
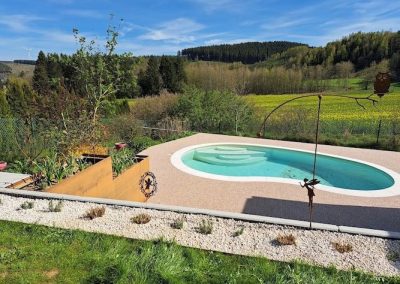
[0,161,7,171]
[115,142,128,151]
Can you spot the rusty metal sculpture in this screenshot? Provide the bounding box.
[139,171,158,198]
[258,74,390,229]
[374,72,391,98]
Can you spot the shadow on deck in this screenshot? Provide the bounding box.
[243,196,400,231]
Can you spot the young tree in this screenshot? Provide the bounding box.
[138,56,161,96]
[32,51,50,95]
[159,56,176,92]
[390,52,400,81]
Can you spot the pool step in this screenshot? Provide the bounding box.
[194,148,265,157]
[194,155,265,166]
[217,154,251,160]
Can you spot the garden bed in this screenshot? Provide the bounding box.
[6,154,150,202]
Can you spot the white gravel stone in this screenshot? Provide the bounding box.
[0,193,399,277]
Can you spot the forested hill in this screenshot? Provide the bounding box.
[180,41,307,64]
[272,31,400,71]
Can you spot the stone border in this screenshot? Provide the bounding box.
[1,187,400,240]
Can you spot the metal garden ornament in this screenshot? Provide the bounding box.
[140,171,158,198]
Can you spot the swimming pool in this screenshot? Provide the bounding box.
[171,143,400,197]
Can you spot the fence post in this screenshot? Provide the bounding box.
[376,119,382,145]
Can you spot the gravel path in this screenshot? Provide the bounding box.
[0,193,399,277]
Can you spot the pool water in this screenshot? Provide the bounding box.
[181,145,395,191]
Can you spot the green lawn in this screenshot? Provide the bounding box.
[0,220,398,283]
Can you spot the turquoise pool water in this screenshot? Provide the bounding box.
[181,144,395,191]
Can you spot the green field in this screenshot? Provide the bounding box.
[245,90,400,122]
[0,220,398,283]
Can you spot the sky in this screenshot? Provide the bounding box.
[0,0,399,60]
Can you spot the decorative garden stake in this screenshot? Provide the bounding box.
[258,74,390,229]
[140,171,158,198]
[373,72,391,144]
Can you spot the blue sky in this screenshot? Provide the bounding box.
[0,0,399,60]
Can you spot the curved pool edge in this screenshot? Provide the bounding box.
[170,142,400,197]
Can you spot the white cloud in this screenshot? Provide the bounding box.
[139,18,204,43]
[0,14,45,32]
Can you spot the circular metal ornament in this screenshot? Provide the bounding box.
[139,171,158,198]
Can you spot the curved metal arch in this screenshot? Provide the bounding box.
[257,93,379,138]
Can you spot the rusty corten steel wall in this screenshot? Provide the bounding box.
[46,156,149,202]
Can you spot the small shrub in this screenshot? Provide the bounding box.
[198,219,213,235]
[387,251,400,262]
[0,198,2,205]
[171,217,185,229]
[20,201,34,210]
[131,213,151,224]
[275,234,296,246]
[332,241,353,253]
[232,227,244,237]
[130,136,157,153]
[83,206,106,220]
[48,200,63,212]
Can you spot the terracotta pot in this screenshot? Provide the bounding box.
[0,161,7,171]
[115,142,128,151]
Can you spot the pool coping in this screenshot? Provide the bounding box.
[170,142,400,197]
[1,187,400,240]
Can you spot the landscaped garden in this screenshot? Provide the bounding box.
[0,12,399,283]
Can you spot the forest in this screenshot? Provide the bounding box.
[181,41,306,64]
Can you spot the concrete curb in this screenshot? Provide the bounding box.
[1,188,399,239]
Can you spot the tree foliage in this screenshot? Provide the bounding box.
[181,41,306,64]
[272,31,399,71]
[138,56,161,96]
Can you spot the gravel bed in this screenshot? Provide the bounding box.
[0,193,399,276]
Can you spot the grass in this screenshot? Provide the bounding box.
[0,220,398,283]
[131,213,151,224]
[332,242,353,253]
[197,219,213,235]
[275,234,297,246]
[20,201,34,210]
[171,216,185,229]
[232,226,244,237]
[48,200,63,212]
[83,206,106,220]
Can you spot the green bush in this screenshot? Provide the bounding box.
[106,114,143,142]
[129,136,157,153]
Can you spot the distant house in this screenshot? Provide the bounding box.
[0,62,12,83]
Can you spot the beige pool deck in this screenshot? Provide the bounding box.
[141,133,400,231]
